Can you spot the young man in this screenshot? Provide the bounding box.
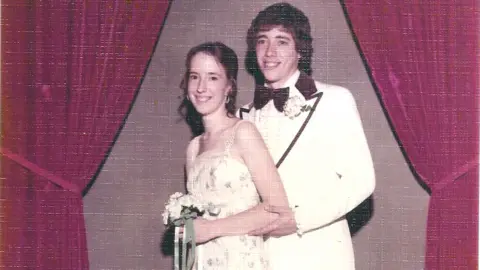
[238,3,376,269]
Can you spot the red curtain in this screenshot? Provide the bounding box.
[342,1,478,269]
[1,1,171,268]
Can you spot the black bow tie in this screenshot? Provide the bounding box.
[253,85,290,112]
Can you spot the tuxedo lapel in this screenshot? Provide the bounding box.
[241,71,324,167]
[239,104,253,121]
[276,92,323,168]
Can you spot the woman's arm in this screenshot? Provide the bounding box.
[185,136,199,173]
[206,121,290,238]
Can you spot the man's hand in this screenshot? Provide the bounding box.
[248,205,298,237]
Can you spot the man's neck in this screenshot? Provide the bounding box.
[265,69,300,89]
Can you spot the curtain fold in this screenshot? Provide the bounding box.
[1,1,171,268]
[341,1,478,269]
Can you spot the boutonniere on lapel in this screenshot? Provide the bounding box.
[283,96,313,119]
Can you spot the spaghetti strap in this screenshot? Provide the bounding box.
[188,136,201,163]
[224,120,245,154]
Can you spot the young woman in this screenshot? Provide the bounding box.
[177,41,289,269]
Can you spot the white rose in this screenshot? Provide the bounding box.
[166,199,183,220]
[193,196,207,210]
[178,194,193,207]
[206,203,221,216]
[283,96,304,118]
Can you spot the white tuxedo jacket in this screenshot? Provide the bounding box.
[238,70,375,269]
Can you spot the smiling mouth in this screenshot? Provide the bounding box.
[262,61,280,69]
[195,96,212,103]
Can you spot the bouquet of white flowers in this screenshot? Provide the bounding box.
[162,192,206,226]
[162,192,220,270]
[162,192,204,270]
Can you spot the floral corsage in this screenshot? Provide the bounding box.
[283,96,312,119]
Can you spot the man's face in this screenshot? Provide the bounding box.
[255,26,300,89]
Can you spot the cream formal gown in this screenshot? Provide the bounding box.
[186,121,269,270]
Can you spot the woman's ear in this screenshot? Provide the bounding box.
[229,78,236,91]
[226,82,233,95]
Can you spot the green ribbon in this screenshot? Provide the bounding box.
[174,219,196,270]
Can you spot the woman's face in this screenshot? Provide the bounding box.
[187,52,231,117]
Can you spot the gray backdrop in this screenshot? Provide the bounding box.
[84,1,430,269]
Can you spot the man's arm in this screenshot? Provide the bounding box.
[293,88,375,235]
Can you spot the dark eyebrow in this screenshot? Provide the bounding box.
[255,33,292,41]
[188,71,223,76]
[275,35,291,41]
[207,72,221,76]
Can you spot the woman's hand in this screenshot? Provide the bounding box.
[179,217,217,244]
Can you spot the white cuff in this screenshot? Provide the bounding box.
[291,205,304,237]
